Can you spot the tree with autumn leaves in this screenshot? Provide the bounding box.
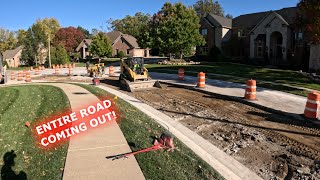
[298,0,320,44]
[52,27,85,53]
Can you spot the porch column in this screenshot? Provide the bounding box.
[282,30,288,60]
[266,30,271,59]
[250,34,255,58]
[82,47,86,59]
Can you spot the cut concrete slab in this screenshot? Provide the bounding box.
[96,84,262,180]
[149,72,307,115]
[43,83,144,180]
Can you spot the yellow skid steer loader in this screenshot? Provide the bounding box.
[119,57,161,92]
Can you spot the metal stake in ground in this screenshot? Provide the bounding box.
[106,133,174,160]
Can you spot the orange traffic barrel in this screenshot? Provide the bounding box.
[10,72,15,80]
[25,72,31,82]
[304,92,320,119]
[52,64,55,69]
[68,68,73,76]
[35,68,40,75]
[245,80,256,100]
[17,71,23,81]
[197,72,205,88]
[109,66,114,76]
[55,68,59,75]
[30,66,33,71]
[178,68,184,80]
[22,70,27,77]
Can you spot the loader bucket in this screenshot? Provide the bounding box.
[120,78,162,92]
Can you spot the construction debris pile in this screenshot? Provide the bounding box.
[157,59,200,65]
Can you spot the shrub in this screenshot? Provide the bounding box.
[117,51,125,58]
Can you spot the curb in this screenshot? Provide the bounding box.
[95,84,262,180]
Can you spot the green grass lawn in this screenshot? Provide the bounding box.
[0,85,71,180]
[77,84,224,180]
[146,62,317,96]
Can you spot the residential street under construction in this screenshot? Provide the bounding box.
[101,79,320,180]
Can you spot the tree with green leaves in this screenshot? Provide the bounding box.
[21,18,60,65]
[108,12,151,39]
[21,28,38,66]
[77,26,91,38]
[50,44,70,65]
[225,14,233,19]
[194,0,225,18]
[0,28,17,53]
[298,0,320,44]
[148,2,205,58]
[89,32,112,60]
[16,29,28,45]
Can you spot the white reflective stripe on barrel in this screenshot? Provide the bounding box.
[307,99,320,104]
[246,92,256,95]
[198,76,205,79]
[305,107,318,112]
[246,86,256,89]
[198,82,205,85]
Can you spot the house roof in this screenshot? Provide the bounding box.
[76,31,140,51]
[122,34,139,48]
[206,13,232,28]
[232,7,299,29]
[106,31,123,44]
[75,39,92,51]
[3,46,23,60]
[83,39,92,45]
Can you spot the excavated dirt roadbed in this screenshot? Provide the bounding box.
[37,76,320,179]
[102,79,320,180]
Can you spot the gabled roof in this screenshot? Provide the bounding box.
[249,11,290,33]
[76,39,92,51]
[83,39,92,45]
[106,31,123,44]
[232,7,299,29]
[122,34,139,48]
[206,13,232,28]
[3,46,23,59]
[76,31,140,51]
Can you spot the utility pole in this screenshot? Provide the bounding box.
[48,33,51,68]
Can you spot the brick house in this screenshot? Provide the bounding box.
[2,46,23,68]
[198,7,308,68]
[76,31,149,58]
[196,13,232,56]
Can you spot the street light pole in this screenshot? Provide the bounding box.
[48,33,51,68]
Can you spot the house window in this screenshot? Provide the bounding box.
[238,29,244,37]
[256,40,263,58]
[296,32,303,40]
[201,29,208,36]
[126,49,130,55]
[121,39,124,43]
[116,49,119,55]
[200,47,209,55]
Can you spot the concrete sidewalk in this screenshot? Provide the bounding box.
[46,83,144,180]
[150,72,307,116]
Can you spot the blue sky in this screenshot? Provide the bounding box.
[1,0,299,32]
